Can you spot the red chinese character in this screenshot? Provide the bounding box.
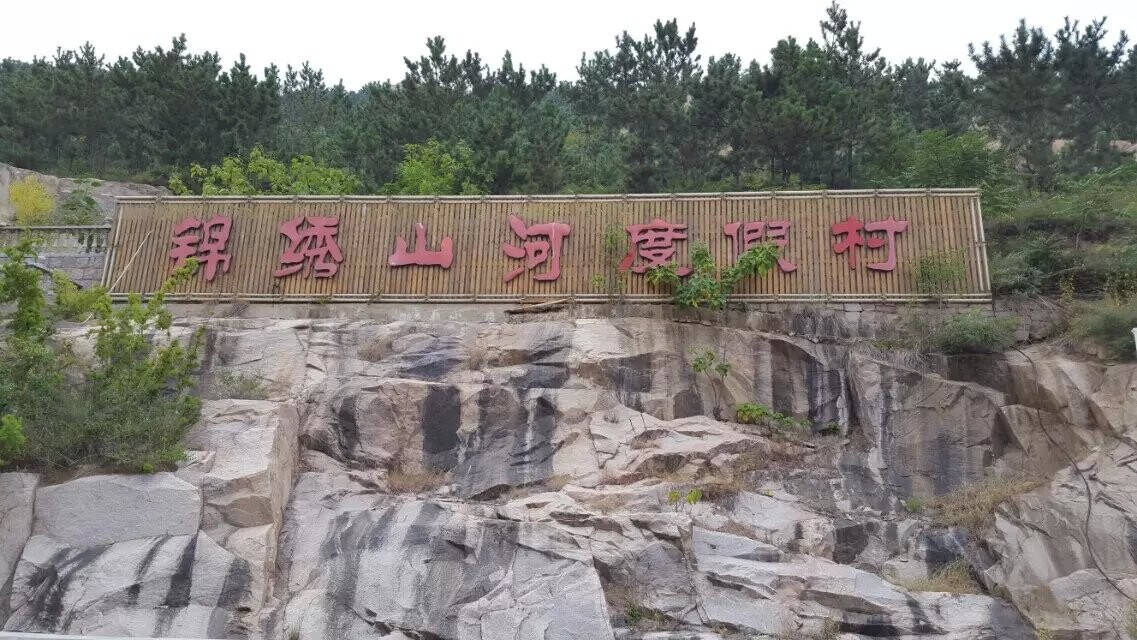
[723,220,797,272]
[831,216,866,269]
[501,214,571,282]
[167,215,232,282]
[831,215,908,271]
[274,216,343,279]
[389,223,453,268]
[864,216,908,272]
[618,219,691,275]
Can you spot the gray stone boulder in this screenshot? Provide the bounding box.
[32,473,201,547]
[4,531,250,637]
[984,438,1137,638]
[0,473,38,625]
[274,472,615,640]
[177,399,299,615]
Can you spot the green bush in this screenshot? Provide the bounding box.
[0,415,25,466]
[985,163,1137,298]
[989,251,1044,296]
[170,146,362,196]
[1069,298,1137,361]
[734,402,809,431]
[914,249,967,297]
[54,182,103,225]
[10,176,55,226]
[0,238,202,472]
[926,311,1016,354]
[647,242,779,310]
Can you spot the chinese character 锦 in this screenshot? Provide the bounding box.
[501,214,571,282]
[723,220,797,272]
[168,215,232,281]
[389,222,454,268]
[619,219,691,275]
[831,215,908,271]
[274,216,344,279]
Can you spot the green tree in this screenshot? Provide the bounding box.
[970,22,1062,190]
[171,146,361,195]
[382,139,490,195]
[0,238,202,472]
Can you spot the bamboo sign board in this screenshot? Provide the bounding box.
[105,190,991,303]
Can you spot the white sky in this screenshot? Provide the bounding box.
[3,0,1136,89]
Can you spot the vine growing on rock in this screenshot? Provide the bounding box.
[647,243,779,310]
[0,237,203,472]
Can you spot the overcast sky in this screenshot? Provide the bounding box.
[4,0,1136,89]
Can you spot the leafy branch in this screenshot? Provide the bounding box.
[646,243,780,310]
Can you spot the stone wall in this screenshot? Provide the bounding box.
[0,227,110,289]
[167,297,1067,345]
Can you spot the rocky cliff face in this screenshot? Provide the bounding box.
[1,314,1134,639]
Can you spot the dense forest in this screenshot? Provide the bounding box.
[2,3,1137,313]
[2,2,1135,195]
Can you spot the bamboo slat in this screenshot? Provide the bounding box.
[104,190,989,301]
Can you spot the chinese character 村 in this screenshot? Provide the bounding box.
[274,216,344,279]
[831,215,908,271]
[619,219,691,276]
[389,222,454,268]
[501,214,571,282]
[723,220,797,272]
[167,215,232,281]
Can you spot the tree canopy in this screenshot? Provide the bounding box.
[1,3,1135,195]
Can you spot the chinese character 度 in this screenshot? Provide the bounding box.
[274,216,344,279]
[831,215,908,271]
[723,220,797,272]
[168,215,232,281]
[389,222,454,268]
[619,219,691,276]
[501,214,571,282]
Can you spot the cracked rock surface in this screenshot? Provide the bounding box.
[1,314,1134,639]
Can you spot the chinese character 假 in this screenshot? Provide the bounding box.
[723,220,797,272]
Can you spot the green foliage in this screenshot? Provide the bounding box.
[55,181,103,225]
[926,311,1017,354]
[1,7,1136,208]
[734,402,777,424]
[647,243,779,310]
[592,224,628,300]
[10,176,55,226]
[914,249,967,297]
[381,139,490,195]
[666,487,702,510]
[172,146,361,195]
[51,270,110,321]
[690,347,731,420]
[986,164,1137,298]
[734,402,809,431]
[0,415,26,466]
[882,130,1021,217]
[0,239,202,472]
[1068,298,1137,360]
[903,497,925,513]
